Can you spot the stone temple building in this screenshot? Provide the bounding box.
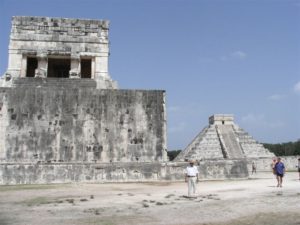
[175,114,274,161]
[2,16,116,89]
[0,16,169,184]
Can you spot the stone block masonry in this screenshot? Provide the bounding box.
[0,78,167,165]
[0,160,249,185]
[3,16,116,88]
[247,155,300,172]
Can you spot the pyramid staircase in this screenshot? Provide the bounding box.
[174,114,274,161]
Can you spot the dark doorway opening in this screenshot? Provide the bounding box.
[48,58,70,78]
[222,121,225,125]
[81,59,92,78]
[26,57,38,77]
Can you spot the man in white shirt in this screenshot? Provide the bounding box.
[185,160,199,197]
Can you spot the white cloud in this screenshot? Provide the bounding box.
[231,51,247,59]
[168,122,186,133]
[198,57,213,64]
[220,56,228,61]
[268,121,285,128]
[268,94,286,101]
[241,113,285,128]
[220,50,247,62]
[241,113,265,124]
[168,106,180,112]
[293,81,300,94]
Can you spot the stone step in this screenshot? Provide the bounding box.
[12,77,97,88]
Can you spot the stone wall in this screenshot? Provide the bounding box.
[280,156,300,171]
[0,159,249,185]
[0,78,167,164]
[246,156,300,172]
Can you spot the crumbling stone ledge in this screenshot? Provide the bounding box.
[0,159,249,185]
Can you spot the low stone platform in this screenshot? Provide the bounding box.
[0,159,249,185]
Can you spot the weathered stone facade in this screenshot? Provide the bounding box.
[0,16,172,184]
[2,16,116,88]
[0,160,249,185]
[0,79,167,164]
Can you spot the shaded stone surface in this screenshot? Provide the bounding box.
[0,79,167,165]
[0,160,249,184]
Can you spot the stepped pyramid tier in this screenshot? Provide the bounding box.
[175,114,275,161]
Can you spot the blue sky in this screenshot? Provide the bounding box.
[0,0,299,150]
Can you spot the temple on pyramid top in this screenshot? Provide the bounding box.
[175,114,274,161]
[209,114,234,125]
[1,16,117,89]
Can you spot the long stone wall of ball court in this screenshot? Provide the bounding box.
[0,160,249,184]
[0,78,167,166]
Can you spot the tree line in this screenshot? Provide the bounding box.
[263,140,300,156]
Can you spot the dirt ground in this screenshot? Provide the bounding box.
[0,172,299,225]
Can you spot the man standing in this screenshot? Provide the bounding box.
[297,158,300,181]
[185,160,199,197]
[274,157,285,187]
[271,158,277,175]
[251,162,257,174]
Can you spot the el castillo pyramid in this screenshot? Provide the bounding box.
[175,114,274,161]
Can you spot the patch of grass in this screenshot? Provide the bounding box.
[218,212,300,225]
[0,184,71,192]
[83,207,105,215]
[0,213,15,225]
[99,221,115,225]
[20,195,84,206]
[155,202,164,206]
[79,215,153,225]
[165,194,175,198]
[80,218,115,225]
[145,182,172,186]
[66,199,74,204]
[21,197,53,206]
[142,203,149,208]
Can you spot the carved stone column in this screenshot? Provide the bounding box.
[70,54,80,78]
[20,55,27,77]
[94,53,109,80]
[35,52,47,78]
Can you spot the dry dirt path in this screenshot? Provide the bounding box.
[0,172,299,225]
